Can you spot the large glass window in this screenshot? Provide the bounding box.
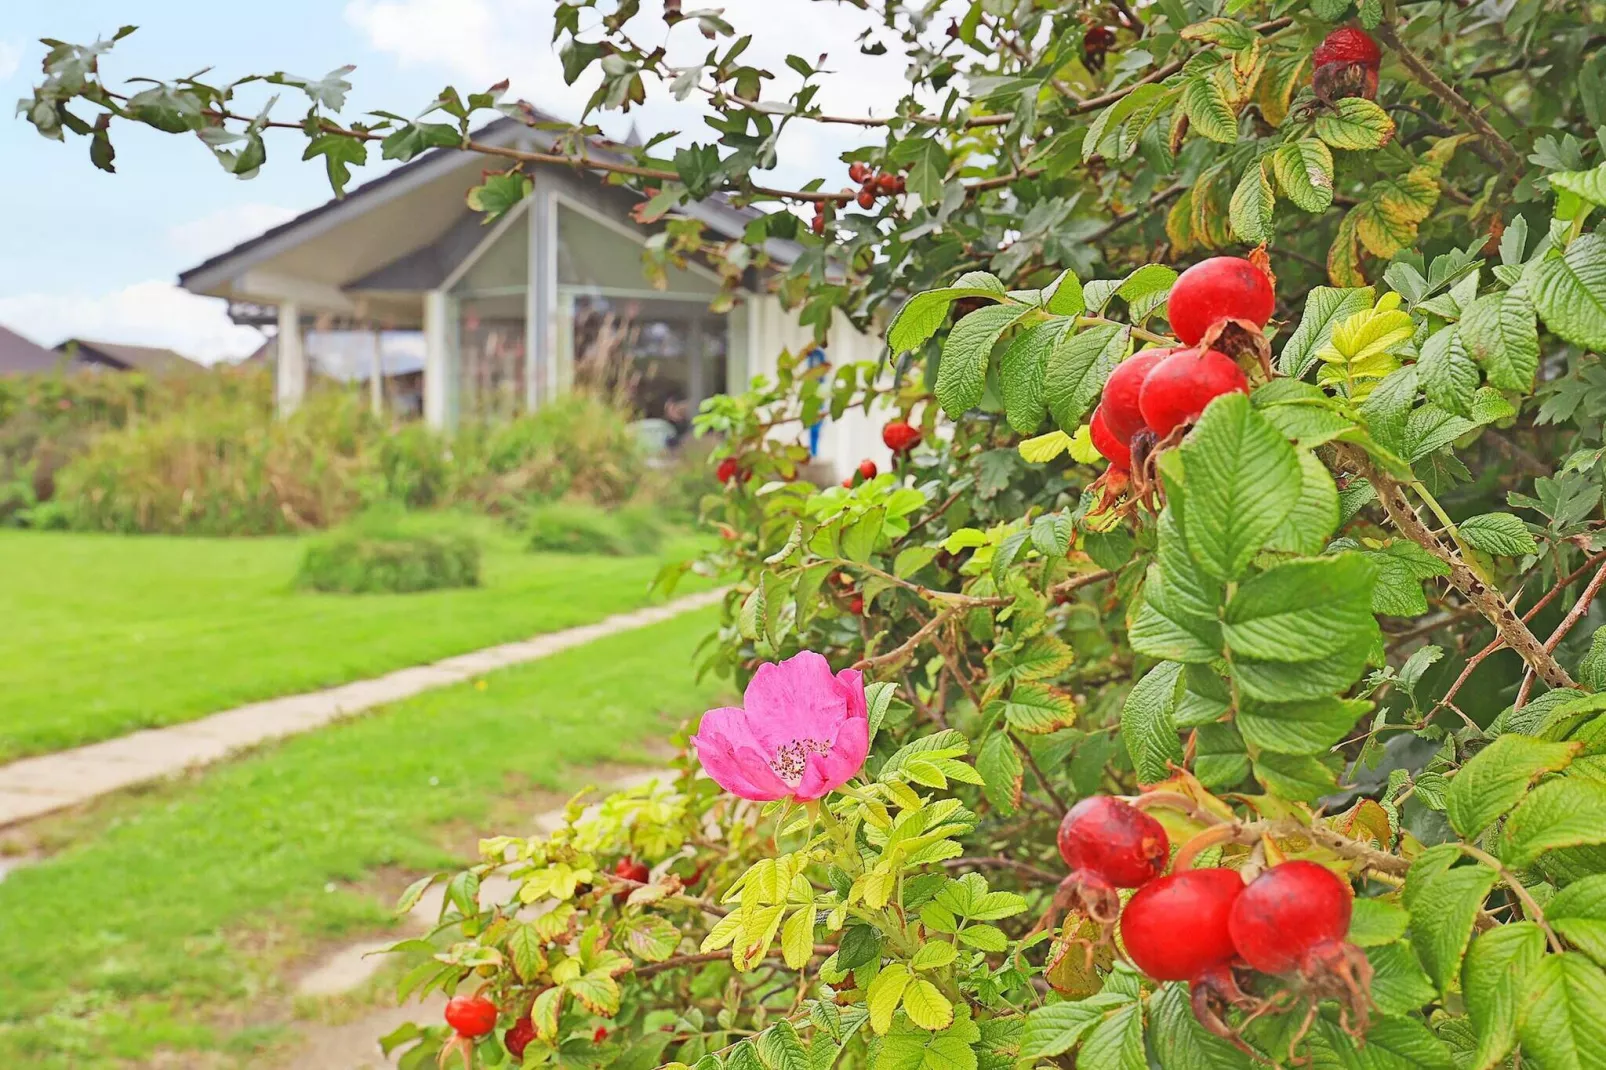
[450,213,528,421]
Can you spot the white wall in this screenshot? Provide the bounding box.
[745,296,893,482]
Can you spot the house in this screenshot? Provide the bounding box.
[0,326,66,376]
[55,339,200,374]
[177,115,892,478]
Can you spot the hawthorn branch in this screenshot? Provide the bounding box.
[1341,446,1576,690]
[1373,5,1524,175]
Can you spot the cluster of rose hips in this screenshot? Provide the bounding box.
[1312,27,1382,103]
[810,163,906,233]
[1088,256,1273,475]
[1057,796,1368,1040]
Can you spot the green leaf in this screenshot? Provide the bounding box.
[999,321,1066,433]
[887,281,1004,356]
[1500,777,1606,868]
[868,963,913,1035]
[902,979,954,1031]
[1348,898,1410,946]
[1313,97,1396,151]
[1273,138,1336,213]
[936,304,1031,418]
[1280,286,1375,378]
[1333,1015,1456,1070]
[1045,269,1087,316]
[622,915,681,963]
[1001,683,1078,734]
[1122,661,1184,784]
[910,941,958,972]
[1367,941,1438,1017]
[1364,540,1450,617]
[975,733,1023,816]
[1457,513,1538,558]
[1549,875,1606,967]
[1406,857,1498,993]
[304,132,369,197]
[1020,994,1131,1059]
[1528,233,1606,351]
[1222,553,1378,662]
[1252,751,1339,801]
[1549,162,1606,207]
[1516,953,1606,1070]
[1045,323,1130,432]
[1417,326,1479,418]
[1230,162,1275,245]
[1179,393,1302,582]
[1031,512,1074,558]
[1463,922,1545,1070]
[1148,982,1255,1070]
[896,138,951,204]
[1181,74,1239,143]
[1078,1001,1146,1070]
[1459,290,1539,392]
[1233,630,1373,702]
[759,1021,811,1070]
[1445,735,1581,838]
[1264,451,1341,555]
[843,507,886,563]
[1236,696,1369,755]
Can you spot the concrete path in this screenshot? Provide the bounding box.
[0,591,723,828]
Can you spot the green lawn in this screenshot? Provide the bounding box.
[0,528,709,761]
[0,607,726,1068]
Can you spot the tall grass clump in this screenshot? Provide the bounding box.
[294,508,481,593]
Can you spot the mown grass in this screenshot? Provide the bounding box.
[0,527,709,760]
[0,607,726,1068]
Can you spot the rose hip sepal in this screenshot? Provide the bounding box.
[691,651,869,801]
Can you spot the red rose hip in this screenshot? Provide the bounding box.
[716,457,739,484]
[1228,860,1352,975]
[856,186,876,209]
[857,458,878,480]
[445,995,499,1037]
[1137,348,1248,436]
[1313,27,1381,69]
[1057,795,1169,888]
[882,420,922,453]
[848,161,871,183]
[1088,406,1132,471]
[1100,348,1172,442]
[1121,868,1244,981]
[505,1017,536,1058]
[1167,257,1275,346]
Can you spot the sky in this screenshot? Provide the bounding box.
[0,1,927,362]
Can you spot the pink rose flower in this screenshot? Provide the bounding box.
[691,651,870,801]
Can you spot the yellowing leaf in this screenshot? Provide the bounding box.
[1018,429,1071,463]
[1068,423,1101,463]
[1320,301,1415,369]
[902,979,956,1031]
[868,963,912,1034]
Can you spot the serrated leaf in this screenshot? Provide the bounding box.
[1148,982,1255,1070]
[1267,450,1341,555]
[1406,858,1498,992]
[1236,696,1369,755]
[1459,290,1539,391]
[1549,162,1606,207]
[1417,326,1479,418]
[902,979,954,1031]
[1252,751,1339,801]
[1549,875,1606,967]
[1045,323,1130,432]
[781,907,815,969]
[1349,898,1410,946]
[1457,513,1538,558]
[1273,138,1336,212]
[1179,393,1302,581]
[1078,1000,1146,1070]
[998,321,1066,433]
[1230,161,1276,245]
[1516,953,1606,1070]
[936,304,1031,418]
[1500,777,1606,868]
[1463,922,1545,1070]
[758,1021,810,1070]
[1122,661,1184,783]
[1367,941,1438,1017]
[975,733,1023,816]
[1020,994,1131,1059]
[1331,1015,1455,1070]
[1233,630,1373,702]
[1446,735,1580,838]
[1280,286,1376,377]
[1526,233,1606,349]
[868,963,912,1035]
[1314,97,1396,150]
[1222,553,1378,662]
[1002,683,1078,734]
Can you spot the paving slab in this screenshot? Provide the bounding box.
[0,589,723,829]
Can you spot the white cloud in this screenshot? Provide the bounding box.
[0,41,21,83]
[166,202,298,263]
[0,282,265,365]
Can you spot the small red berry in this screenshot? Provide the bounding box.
[882,420,922,453]
[848,161,870,183]
[715,457,739,484]
[612,856,650,905]
[1082,25,1118,72]
[505,1017,536,1059]
[1228,860,1353,975]
[1088,406,1131,471]
[857,458,877,480]
[849,595,864,615]
[1137,348,1249,437]
[1313,27,1381,69]
[841,476,854,488]
[810,211,826,235]
[593,1026,610,1044]
[1121,868,1244,982]
[892,174,906,194]
[1167,257,1276,347]
[856,186,876,209]
[1099,348,1172,442]
[445,995,499,1038]
[877,172,899,194]
[1056,796,1169,888]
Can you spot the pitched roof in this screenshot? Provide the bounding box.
[0,325,65,375]
[59,339,199,373]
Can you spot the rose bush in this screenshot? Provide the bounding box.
[26,1,1606,1067]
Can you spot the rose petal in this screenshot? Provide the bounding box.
[742,651,852,750]
[692,724,792,801]
[793,713,870,800]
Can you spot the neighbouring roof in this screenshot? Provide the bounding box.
[0,325,66,375]
[57,339,199,374]
[178,115,802,304]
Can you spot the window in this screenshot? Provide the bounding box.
[450,212,528,420]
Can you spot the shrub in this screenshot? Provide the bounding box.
[295,510,481,594]
[452,393,647,511]
[522,500,666,556]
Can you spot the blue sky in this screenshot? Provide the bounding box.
[0,1,912,361]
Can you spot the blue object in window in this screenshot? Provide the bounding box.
[806,346,827,456]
